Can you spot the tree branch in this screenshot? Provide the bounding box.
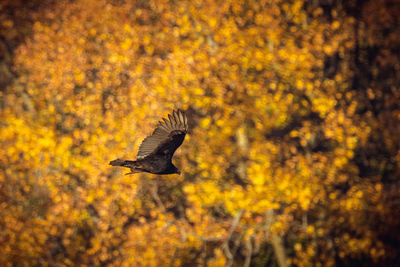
[222,209,244,266]
[265,209,289,267]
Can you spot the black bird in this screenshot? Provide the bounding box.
[110,110,188,175]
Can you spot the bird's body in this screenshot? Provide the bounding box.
[109,110,188,175]
[110,155,178,175]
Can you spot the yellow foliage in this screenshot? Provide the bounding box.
[0,0,398,266]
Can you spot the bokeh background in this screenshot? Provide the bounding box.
[1,0,399,266]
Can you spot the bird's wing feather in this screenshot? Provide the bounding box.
[137,110,188,159]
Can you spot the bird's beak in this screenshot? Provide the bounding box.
[177,170,181,175]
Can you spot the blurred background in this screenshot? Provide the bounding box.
[1,0,399,266]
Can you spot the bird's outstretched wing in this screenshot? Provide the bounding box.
[137,110,188,159]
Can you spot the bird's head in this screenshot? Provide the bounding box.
[164,164,181,175]
[171,164,181,175]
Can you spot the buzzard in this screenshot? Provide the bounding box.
[110,110,188,175]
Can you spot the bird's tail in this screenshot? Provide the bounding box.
[110,159,144,175]
[109,159,142,175]
[109,159,136,167]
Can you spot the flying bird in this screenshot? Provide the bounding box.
[110,110,188,175]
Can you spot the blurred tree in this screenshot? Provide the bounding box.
[0,0,399,266]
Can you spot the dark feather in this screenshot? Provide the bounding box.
[137,109,188,159]
[109,110,188,175]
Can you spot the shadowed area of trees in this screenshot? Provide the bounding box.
[1,0,399,266]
